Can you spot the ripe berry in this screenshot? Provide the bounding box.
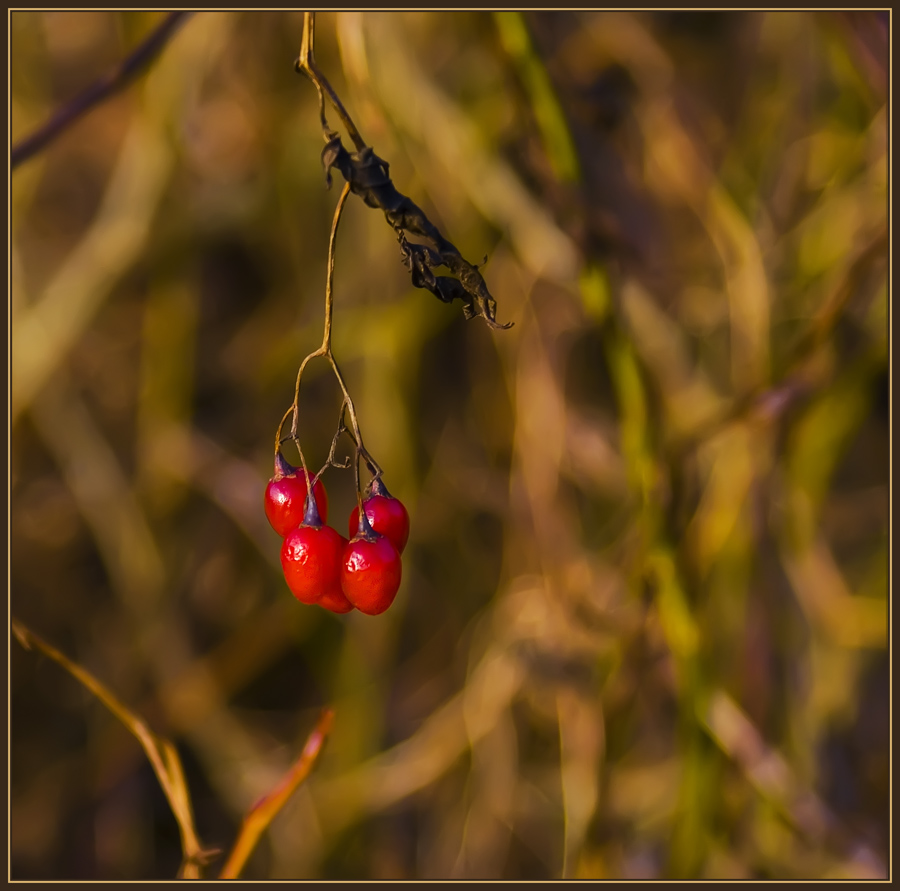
[281,523,345,605]
[341,521,402,616]
[348,478,410,554]
[315,531,354,614]
[265,452,328,537]
[317,581,355,614]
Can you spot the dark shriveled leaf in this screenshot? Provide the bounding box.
[321,131,512,329]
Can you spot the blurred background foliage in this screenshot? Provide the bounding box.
[9,10,888,880]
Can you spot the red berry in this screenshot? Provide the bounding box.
[265,454,328,536]
[317,582,355,614]
[281,524,344,605]
[317,534,355,614]
[348,480,410,554]
[341,533,402,616]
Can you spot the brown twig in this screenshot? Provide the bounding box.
[296,11,365,151]
[11,11,191,170]
[11,618,218,879]
[219,708,336,879]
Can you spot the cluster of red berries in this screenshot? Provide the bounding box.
[264,453,409,616]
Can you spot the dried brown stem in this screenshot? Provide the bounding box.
[11,618,218,878]
[219,708,336,879]
[296,11,366,151]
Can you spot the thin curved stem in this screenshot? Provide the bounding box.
[12,619,218,877]
[325,356,381,479]
[326,411,352,469]
[353,444,367,529]
[275,406,293,454]
[321,181,352,352]
[296,12,366,150]
[297,11,327,131]
[288,349,325,440]
[219,708,335,879]
[286,179,351,442]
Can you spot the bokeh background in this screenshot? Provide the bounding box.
[10,10,889,880]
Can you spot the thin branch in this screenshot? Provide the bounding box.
[296,11,365,151]
[219,708,335,880]
[321,181,353,353]
[11,11,191,170]
[11,618,218,878]
[286,181,351,441]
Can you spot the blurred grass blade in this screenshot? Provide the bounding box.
[641,97,770,392]
[11,619,215,878]
[361,12,580,283]
[11,87,174,423]
[494,11,581,183]
[219,708,335,880]
[557,689,604,878]
[702,689,831,839]
[603,324,653,506]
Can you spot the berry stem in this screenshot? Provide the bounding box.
[320,181,352,356]
[279,175,383,497]
[286,180,351,445]
[353,445,365,527]
[274,406,293,455]
[325,412,352,470]
[275,17,391,509]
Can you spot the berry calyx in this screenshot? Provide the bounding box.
[265,452,328,537]
[281,521,345,605]
[348,477,410,554]
[341,516,402,616]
